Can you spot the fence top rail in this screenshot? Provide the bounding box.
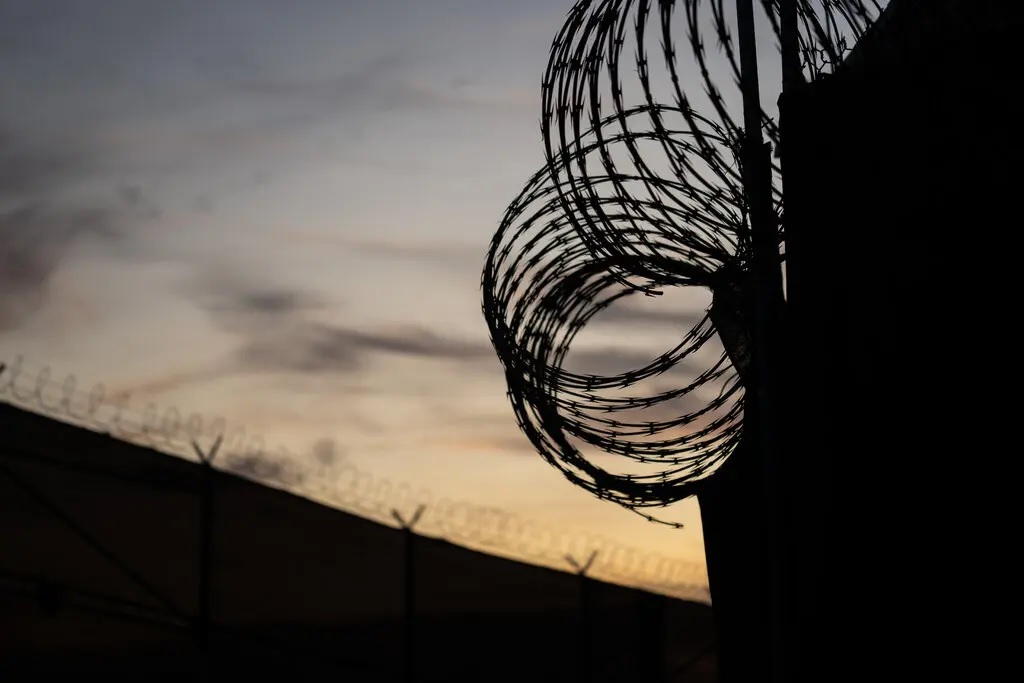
[0,356,710,603]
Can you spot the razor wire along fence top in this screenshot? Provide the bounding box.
[481,0,883,524]
[0,356,708,601]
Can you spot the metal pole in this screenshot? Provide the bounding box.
[393,505,425,683]
[780,0,803,94]
[403,526,416,683]
[567,551,597,683]
[198,460,213,651]
[192,437,222,657]
[778,0,804,306]
[734,1,786,680]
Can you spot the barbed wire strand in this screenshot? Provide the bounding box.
[0,356,708,602]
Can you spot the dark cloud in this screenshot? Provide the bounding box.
[0,126,157,330]
[234,322,362,374]
[564,348,664,376]
[590,301,706,330]
[117,184,142,208]
[0,203,120,330]
[235,289,321,316]
[562,345,726,387]
[345,239,483,274]
[224,450,305,487]
[193,195,216,214]
[193,277,492,376]
[233,321,492,375]
[228,51,410,107]
[224,49,529,122]
[0,128,92,201]
[343,327,488,360]
[117,183,161,219]
[312,437,344,468]
[192,277,326,327]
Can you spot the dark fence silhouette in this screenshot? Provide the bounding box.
[776,1,1018,679]
[0,383,716,681]
[0,356,708,603]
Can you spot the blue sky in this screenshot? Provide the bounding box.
[1,0,832,591]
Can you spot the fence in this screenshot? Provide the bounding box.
[0,356,709,603]
[1,376,717,681]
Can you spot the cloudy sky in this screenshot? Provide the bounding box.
[0,0,819,590]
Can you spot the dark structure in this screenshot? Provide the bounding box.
[0,402,716,682]
[781,0,1017,679]
[480,2,879,680]
[484,0,1018,679]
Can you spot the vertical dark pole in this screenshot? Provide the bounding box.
[192,438,221,661]
[697,441,771,683]
[779,0,802,95]
[198,460,213,651]
[393,505,425,683]
[567,551,596,683]
[403,526,416,683]
[778,0,805,304]
[734,1,786,681]
[579,572,591,683]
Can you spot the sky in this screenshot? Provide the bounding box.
[0,0,819,595]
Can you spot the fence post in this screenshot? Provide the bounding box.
[567,551,598,683]
[392,504,426,683]
[192,436,222,658]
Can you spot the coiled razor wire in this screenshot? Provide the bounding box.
[0,356,708,600]
[482,0,884,522]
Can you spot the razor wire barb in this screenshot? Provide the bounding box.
[0,356,708,601]
[481,0,883,522]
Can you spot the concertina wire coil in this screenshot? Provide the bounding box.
[481,0,883,523]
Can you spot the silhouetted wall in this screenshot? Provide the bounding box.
[0,404,714,682]
[782,1,1017,679]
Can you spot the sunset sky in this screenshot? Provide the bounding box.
[0,0,816,593]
